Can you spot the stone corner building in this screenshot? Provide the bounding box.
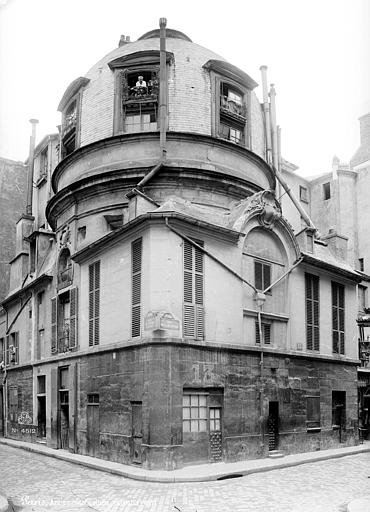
[0,23,361,469]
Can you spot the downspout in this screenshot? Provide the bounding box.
[135,17,167,191]
[260,66,272,166]
[26,119,39,215]
[269,84,281,199]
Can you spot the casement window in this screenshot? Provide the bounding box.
[255,322,271,345]
[182,394,207,432]
[209,407,221,431]
[5,332,19,365]
[332,282,345,354]
[89,261,100,346]
[51,288,78,353]
[358,285,367,312]
[323,182,331,200]
[131,239,142,338]
[306,395,320,430]
[299,186,308,203]
[62,100,77,156]
[254,261,271,292]
[183,239,204,339]
[219,82,246,145]
[305,273,320,351]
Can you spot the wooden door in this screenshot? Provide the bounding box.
[209,407,222,461]
[268,401,279,450]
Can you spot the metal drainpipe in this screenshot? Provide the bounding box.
[260,66,272,166]
[269,84,282,200]
[134,18,167,191]
[26,119,39,215]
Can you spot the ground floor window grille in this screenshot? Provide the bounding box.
[183,394,207,432]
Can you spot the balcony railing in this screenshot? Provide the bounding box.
[123,83,159,105]
[220,95,247,119]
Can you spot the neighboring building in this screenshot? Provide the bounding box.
[0,24,363,469]
[0,157,27,302]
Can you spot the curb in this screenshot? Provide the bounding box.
[1,438,370,483]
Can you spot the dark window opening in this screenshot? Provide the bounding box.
[87,393,100,404]
[332,391,346,440]
[62,101,77,157]
[299,186,308,203]
[40,148,48,177]
[58,248,73,289]
[37,375,46,394]
[359,258,364,272]
[306,395,320,430]
[254,261,271,292]
[323,182,331,200]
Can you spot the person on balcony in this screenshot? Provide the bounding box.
[131,76,147,97]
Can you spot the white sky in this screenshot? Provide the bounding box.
[0,0,369,176]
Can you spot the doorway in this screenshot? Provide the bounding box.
[209,407,222,461]
[332,391,346,443]
[58,368,69,449]
[268,401,279,450]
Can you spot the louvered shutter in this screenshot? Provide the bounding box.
[89,261,100,346]
[69,287,78,350]
[255,322,261,344]
[51,297,57,354]
[131,239,142,337]
[183,240,204,339]
[264,323,271,344]
[306,274,319,351]
[332,282,345,354]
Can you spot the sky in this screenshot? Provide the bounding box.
[0,0,369,177]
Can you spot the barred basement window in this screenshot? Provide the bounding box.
[131,238,142,337]
[89,261,100,346]
[332,282,345,354]
[305,273,320,351]
[255,322,271,345]
[182,394,207,433]
[183,239,204,339]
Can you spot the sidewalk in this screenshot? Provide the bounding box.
[2,437,370,484]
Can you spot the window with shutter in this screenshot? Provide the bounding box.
[69,287,78,349]
[332,282,345,354]
[132,239,142,337]
[305,273,320,351]
[254,261,271,293]
[183,240,204,339]
[255,322,271,344]
[89,261,100,346]
[306,395,321,430]
[51,297,57,354]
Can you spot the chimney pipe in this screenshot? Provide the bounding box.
[26,119,39,216]
[259,66,272,165]
[269,84,281,198]
[159,17,167,160]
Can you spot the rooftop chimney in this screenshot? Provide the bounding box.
[118,35,131,47]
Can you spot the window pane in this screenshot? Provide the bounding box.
[191,419,198,431]
[183,395,190,406]
[263,264,271,290]
[199,395,206,406]
[191,407,199,419]
[183,407,190,419]
[199,407,207,419]
[183,420,190,432]
[199,420,207,432]
[191,395,198,406]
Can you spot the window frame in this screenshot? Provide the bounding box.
[255,321,272,345]
[323,182,331,200]
[182,392,208,433]
[299,185,309,203]
[254,260,271,293]
[305,273,320,352]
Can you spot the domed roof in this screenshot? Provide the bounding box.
[138,28,192,42]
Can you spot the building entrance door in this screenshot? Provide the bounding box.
[58,368,69,449]
[37,396,46,439]
[209,407,222,461]
[131,402,142,464]
[268,401,279,451]
[86,394,100,457]
[332,391,346,443]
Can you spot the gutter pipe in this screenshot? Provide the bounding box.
[26,119,39,215]
[260,66,272,166]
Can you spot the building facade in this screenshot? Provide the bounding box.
[0,24,363,469]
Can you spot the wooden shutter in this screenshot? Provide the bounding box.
[89,261,100,346]
[183,240,204,339]
[131,239,142,337]
[306,274,319,351]
[332,282,345,354]
[255,322,271,344]
[51,297,57,354]
[69,287,78,350]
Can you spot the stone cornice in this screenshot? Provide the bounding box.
[302,253,362,283]
[1,274,53,307]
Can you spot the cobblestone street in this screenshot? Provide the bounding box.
[1,445,370,512]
